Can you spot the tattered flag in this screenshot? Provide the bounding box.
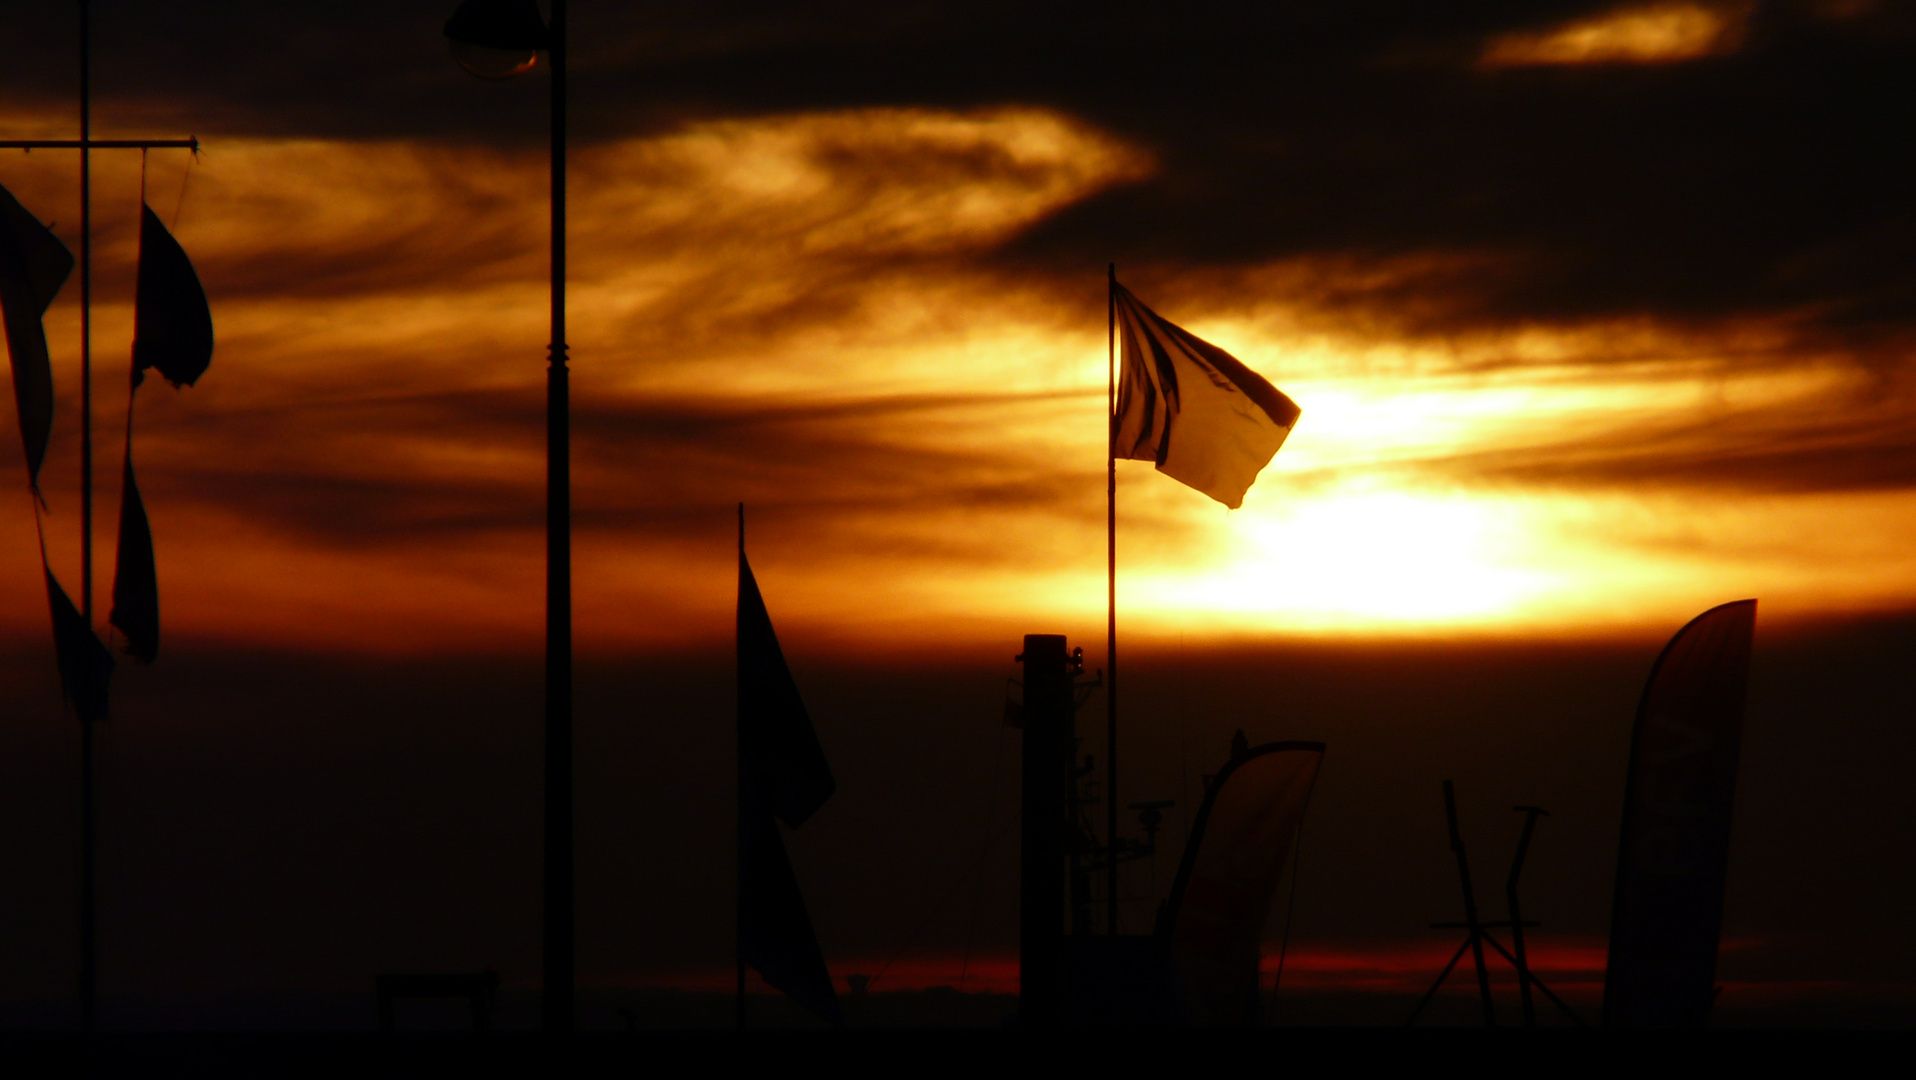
[133,203,212,389]
[109,454,159,663]
[0,182,74,488]
[45,567,114,725]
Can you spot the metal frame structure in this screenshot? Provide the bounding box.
[3,1,200,1033]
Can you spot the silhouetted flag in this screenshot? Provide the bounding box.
[107,203,213,663]
[1603,599,1757,1028]
[738,546,840,1024]
[132,204,212,388]
[109,455,158,663]
[740,553,835,827]
[0,182,73,489]
[1112,282,1300,509]
[1159,741,1323,1025]
[45,568,114,725]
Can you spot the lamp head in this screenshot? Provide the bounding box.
[445,0,550,79]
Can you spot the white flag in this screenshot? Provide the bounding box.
[1113,282,1300,509]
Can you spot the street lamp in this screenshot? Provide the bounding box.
[444,0,573,1033]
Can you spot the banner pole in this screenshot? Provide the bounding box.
[736,502,746,1031]
[78,0,97,1036]
[1106,264,1119,935]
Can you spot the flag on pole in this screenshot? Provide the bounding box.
[109,455,158,663]
[46,567,115,726]
[738,536,840,1025]
[109,203,214,663]
[132,204,212,389]
[0,181,74,490]
[1158,740,1324,1025]
[1603,599,1757,1027]
[1112,282,1299,509]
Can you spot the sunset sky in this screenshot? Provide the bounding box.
[3,1,1914,1028]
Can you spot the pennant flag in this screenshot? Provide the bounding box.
[133,203,213,389]
[738,542,840,1025]
[739,802,841,1023]
[109,455,159,663]
[1112,282,1300,509]
[0,182,74,488]
[1159,740,1324,1025]
[108,202,213,663]
[740,552,835,828]
[1603,599,1757,1028]
[45,567,115,725]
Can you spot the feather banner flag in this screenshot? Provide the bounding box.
[737,517,840,1026]
[110,203,214,663]
[1603,599,1757,1027]
[1159,740,1324,1025]
[1112,282,1300,509]
[0,181,74,490]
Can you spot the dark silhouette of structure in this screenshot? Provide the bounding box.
[1013,635,1322,1026]
[442,0,573,1033]
[2,0,201,1033]
[1604,599,1757,1027]
[1408,781,1581,1027]
[1016,634,1075,1026]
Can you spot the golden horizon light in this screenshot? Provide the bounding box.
[3,104,1912,658]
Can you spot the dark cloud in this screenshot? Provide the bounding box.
[133,386,1105,557]
[8,2,1913,350]
[1445,383,1916,493]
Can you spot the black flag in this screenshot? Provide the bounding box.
[738,535,840,1025]
[109,455,159,663]
[110,203,213,663]
[0,182,73,488]
[740,552,835,827]
[1603,599,1756,1027]
[133,203,212,389]
[46,567,114,725]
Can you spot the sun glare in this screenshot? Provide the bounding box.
[4,105,1912,656]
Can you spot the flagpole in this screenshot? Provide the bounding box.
[1106,264,1118,936]
[541,0,575,1034]
[736,501,746,1031]
[77,0,97,1034]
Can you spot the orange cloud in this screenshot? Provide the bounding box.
[5,102,1916,660]
[1480,3,1752,68]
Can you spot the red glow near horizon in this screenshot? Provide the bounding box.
[605,938,1909,1006]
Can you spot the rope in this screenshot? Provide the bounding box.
[170,148,194,231]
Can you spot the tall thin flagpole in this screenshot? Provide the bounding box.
[77,0,96,1035]
[542,0,574,1034]
[736,502,746,1031]
[1106,264,1118,935]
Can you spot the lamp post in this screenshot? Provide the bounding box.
[443,0,572,1033]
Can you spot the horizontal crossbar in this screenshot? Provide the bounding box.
[1,138,199,150]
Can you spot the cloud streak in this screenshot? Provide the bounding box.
[5,8,1916,653]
